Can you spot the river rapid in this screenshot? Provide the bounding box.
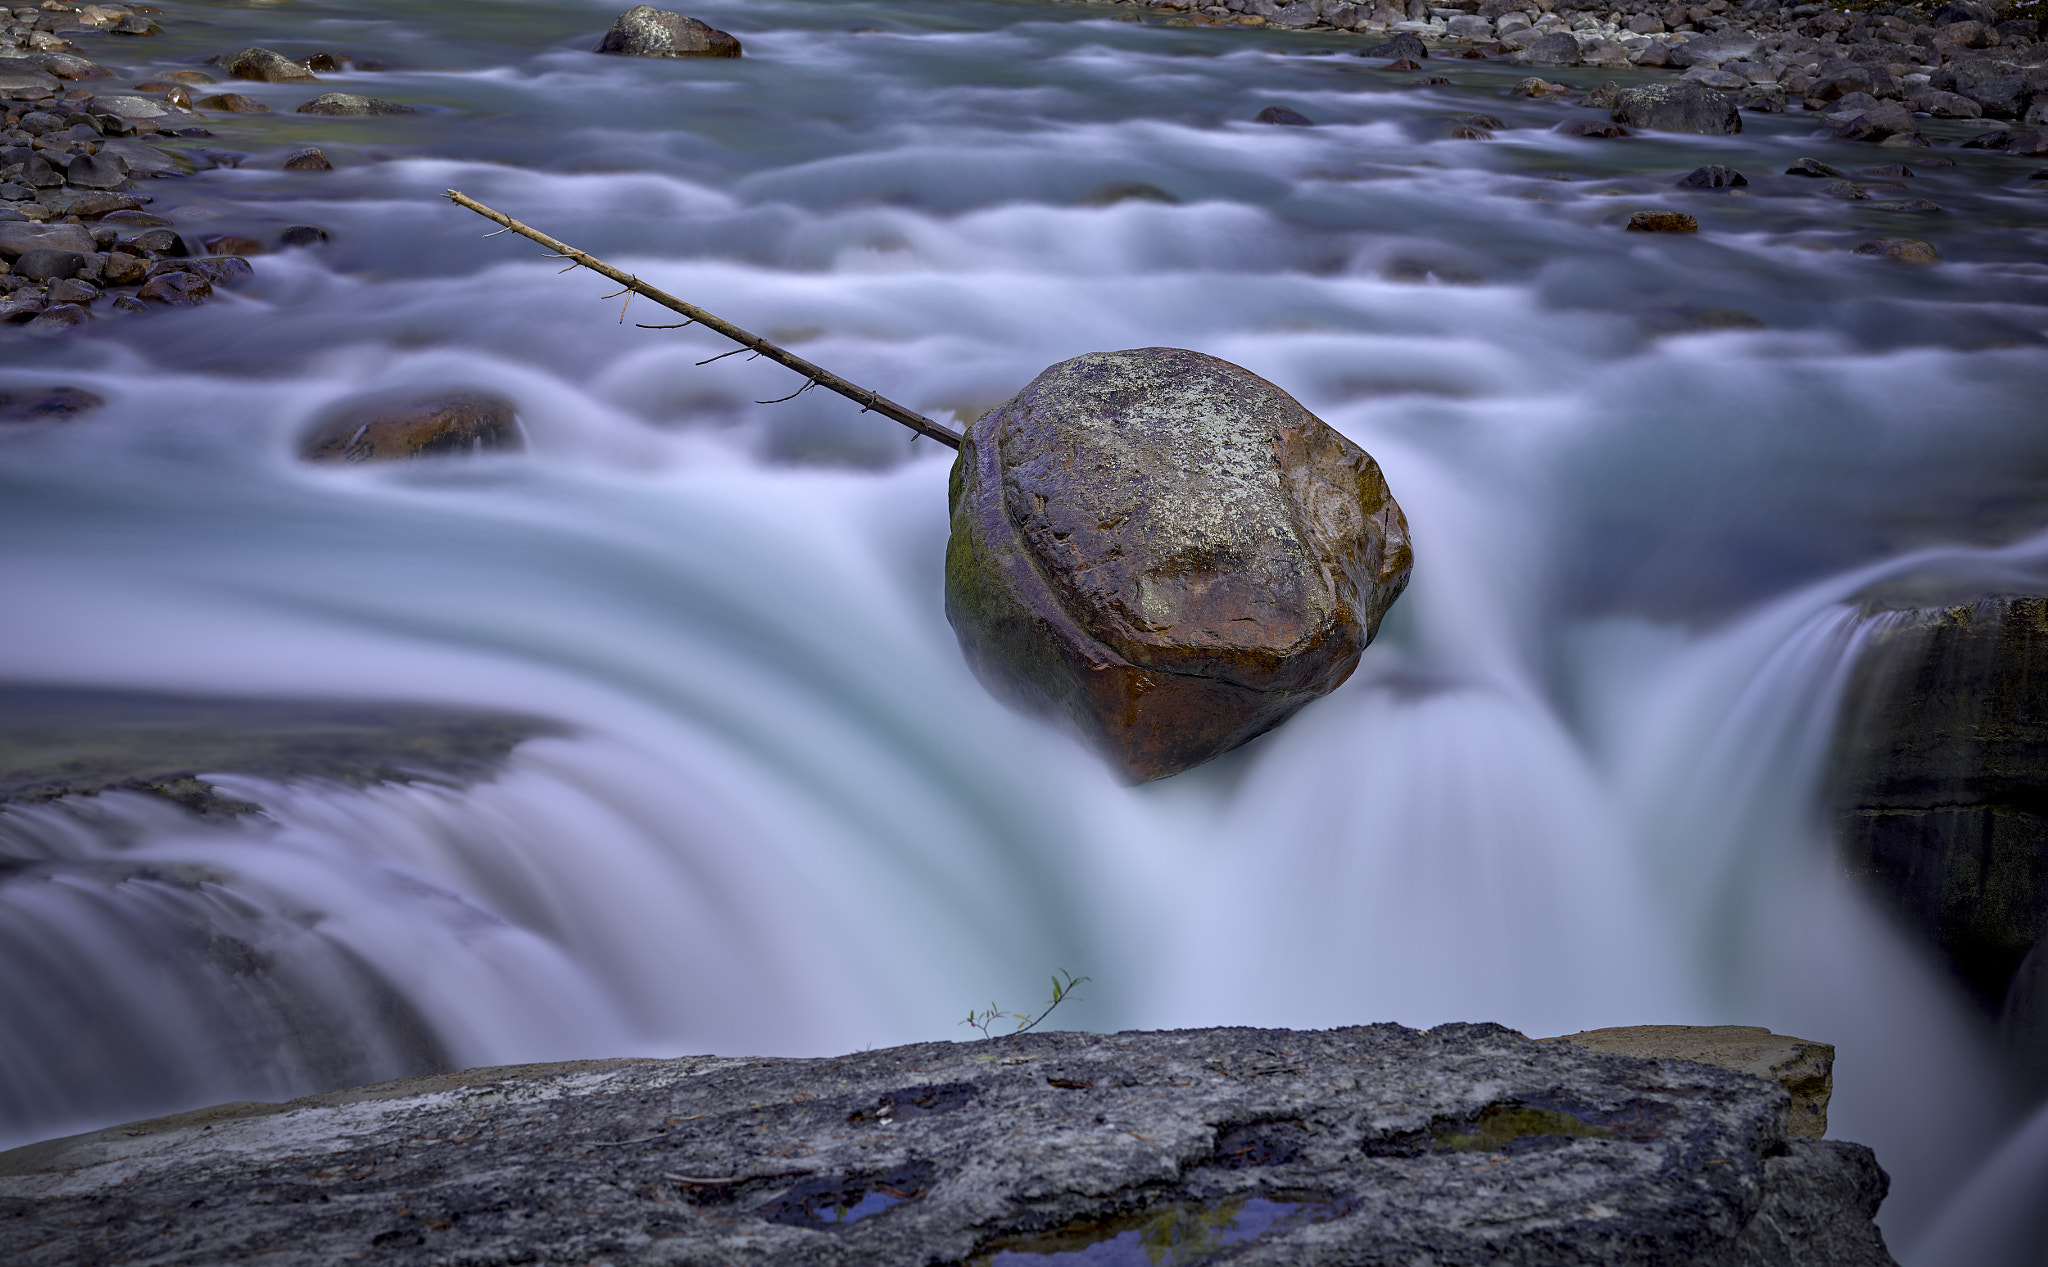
[4,0,2048,1259]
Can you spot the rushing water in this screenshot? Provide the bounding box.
[6,0,2048,1257]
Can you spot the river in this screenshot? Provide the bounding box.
[2,0,2047,1259]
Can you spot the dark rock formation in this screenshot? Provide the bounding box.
[0,1024,1897,1266]
[1834,595,2048,1016]
[1361,32,1428,60]
[0,385,102,424]
[0,683,561,816]
[945,348,1411,783]
[1852,238,1939,263]
[595,6,742,58]
[1611,82,1743,134]
[225,47,318,84]
[1627,210,1698,232]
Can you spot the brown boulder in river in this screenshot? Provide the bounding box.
[946,348,1411,782]
[299,390,522,464]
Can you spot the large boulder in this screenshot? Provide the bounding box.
[298,390,521,463]
[1611,81,1743,134]
[945,348,1411,782]
[0,1024,1897,1267]
[594,6,741,58]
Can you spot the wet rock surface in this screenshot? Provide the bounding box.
[0,683,563,816]
[1833,594,2048,1020]
[298,389,523,463]
[1612,80,1744,133]
[945,348,1411,782]
[1545,1025,1836,1140]
[0,1024,1897,1267]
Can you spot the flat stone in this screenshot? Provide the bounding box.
[0,1024,1897,1267]
[88,94,173,118]
[945,348,1411,782]
[95,138,196,177]
[0,59,59,92]
[0,221,93,258]
[1544,1025,1835,1139]
[298,388,522,463]
[594,6,742,58]
[294,92,418,116]
[0,683,560,812]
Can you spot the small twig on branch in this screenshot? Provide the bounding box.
[444,189,963,449]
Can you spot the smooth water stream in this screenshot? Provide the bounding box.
[6,0,2048,1258]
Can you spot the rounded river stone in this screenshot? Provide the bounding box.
[945,347,1411,782]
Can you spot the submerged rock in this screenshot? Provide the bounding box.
[1545,1024,1835,1139]
[594,6,742,58]
[1611,82,1743,134]
[1627,210,1699,232]
[225,47,318,84]
[1253,104,1313,125]
[295,92,418,116]
[298,389,522,463]
[1852,238,1939,262]
[0,683,562,815]
[945,348,1410,782]
[0,385,103,423]
[0,1023,1897,1266]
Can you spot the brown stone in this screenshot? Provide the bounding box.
[1853,237,1939,262]
[944,348,1411,783]
[1542,1025,1835,1139]
[135,270,210,306]
[281,147,331,171]
[298,390,523,464]
[1628,210,1700,232]
[195,92,270,113]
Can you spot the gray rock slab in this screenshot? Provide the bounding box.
[0,58,57,91]
[0,221,93,259]
[0,683,563,815]
[0,1024,1897,1265]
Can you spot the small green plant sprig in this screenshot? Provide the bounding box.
[961,969,1090,1040]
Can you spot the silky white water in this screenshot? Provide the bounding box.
[5,0,2048,1258]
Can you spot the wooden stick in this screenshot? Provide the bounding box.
[445,189,964,450]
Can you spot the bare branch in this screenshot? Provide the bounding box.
[696,347,750,367]
[444,190,964,449]
[755,378,818,405]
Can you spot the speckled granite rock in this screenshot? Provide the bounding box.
[0,1024,1895,1266]
[945,348,1411,783]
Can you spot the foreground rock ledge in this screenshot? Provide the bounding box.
[0,1025,1894,1265]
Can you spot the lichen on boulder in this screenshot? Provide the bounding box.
[594,6,742,58]
[945,347,1411,782]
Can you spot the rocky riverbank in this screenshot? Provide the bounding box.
[0,1023,1895,1266]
